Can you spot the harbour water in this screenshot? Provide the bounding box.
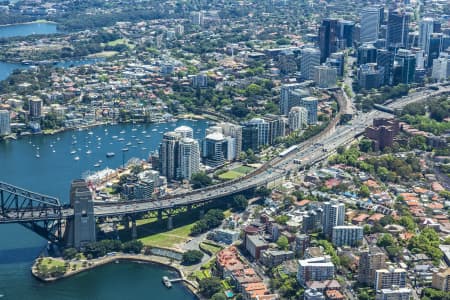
[0,22,104,81]
[0,120,208,300]
[0,22,58,38]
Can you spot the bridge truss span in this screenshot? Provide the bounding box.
[0,181,63,244]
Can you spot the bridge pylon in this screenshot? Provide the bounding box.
[65,180,96,249]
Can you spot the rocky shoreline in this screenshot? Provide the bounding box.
[31,253,200,298]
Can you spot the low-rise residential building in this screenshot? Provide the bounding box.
[246,235,269,260]
[297,256,335,286]
[432,268,450,292]
[260,250,295,268]
[375,287,411,300]
[375,267,407,290]
[331,225,363,247]
[208,229,240,245]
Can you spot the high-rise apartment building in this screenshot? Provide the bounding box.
[332,225,363,247]
[322,202,345,238]
[0,110,11,136]
[158,131,181,181]
[174,125,194,139]
[29,98,43,119]
[288,106,308,131]
[358,247,387,286]
[301,48,321,80]
[178,137,200,180]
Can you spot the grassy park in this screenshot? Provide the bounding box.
[218,165,254,180]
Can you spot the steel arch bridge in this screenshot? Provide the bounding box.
[0,182,63,244]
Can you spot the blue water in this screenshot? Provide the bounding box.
[0,120,208,299]
[0,22,58,38]
[0,22,104,81]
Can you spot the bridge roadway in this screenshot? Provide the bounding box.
[3,85,448,222]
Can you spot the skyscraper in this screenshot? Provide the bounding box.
[360,6,383,43]
[203,132,228,167]
[178,137,200,180]
[314,65,337,88]
[357,43,378,66]
[339,20,355,48]
[279,83,305,115]
[158,131,181,181]
[393,49,416,85]
[427,33,443,68]
[174,125,194,138]
[262,114,286,145]
[301,48,321,80]
[419,17,434,53]
[319,18,340,63]
[0,110,11,136]
[322,202,345,238]
[386,8,411,49]
[242,124,258,152]
[244,118,269,148]
[377,49,394,85]
[216,122,242,158]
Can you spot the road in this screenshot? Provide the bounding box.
[2,84,449,222]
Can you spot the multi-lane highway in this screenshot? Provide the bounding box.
[87,84,449,218]
[3,84,447,222]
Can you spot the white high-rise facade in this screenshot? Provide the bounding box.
[301,48,321,80]
[288,106,308,131]
[322,202,345,238]
[174,125,194,139]
[360,6,382,43]
[419,17,434,53]
[178,137,200,180]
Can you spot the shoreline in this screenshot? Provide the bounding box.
[31,253,200,298]
[0,20,57,28]
[1,114,216,142]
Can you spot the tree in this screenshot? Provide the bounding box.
[359,185,371,198]
[232,195,248,211]
[199,277,222,298]
[276,236,289,250]
[191,172,212,189]
[255,187,271,198]
[211,293,227,300]
[63,248,78,260]
[377,233,395,248]
[122,240,143,254]
[359,139,372,152]
[398,216,416,232]
[182,250,204,265]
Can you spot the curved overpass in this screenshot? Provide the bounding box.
[89,84,450,217]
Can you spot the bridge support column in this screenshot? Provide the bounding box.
[199,208,205,218]
[157,210,163,222]
[131,218,137,240]
[167,215,173,230]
